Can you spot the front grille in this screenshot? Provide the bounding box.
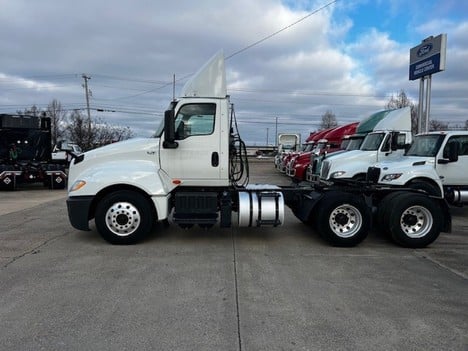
[366,167,381,183]
[321,160,330,179]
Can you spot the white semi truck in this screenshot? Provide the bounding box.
[372,131,468,205]
[66,52,450,248]
[274,133,301,170]
[319,107,412,181]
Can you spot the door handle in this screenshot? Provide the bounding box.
[211,152,219,167]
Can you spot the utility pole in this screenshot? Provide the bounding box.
[275,117,278,148]
[82,74,92,136]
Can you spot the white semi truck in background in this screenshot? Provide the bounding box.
[274,133,301,169]
[66,51,451,248]
[319,107,413,181]
[372,131,468,206]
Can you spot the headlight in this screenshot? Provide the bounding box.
[330,171,346,178]
[70,180,87,192]
[381,173,402,181]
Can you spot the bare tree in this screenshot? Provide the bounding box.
[67,110,91,150]
[67,110,134,151]
[17,105,41,116]
[93,118,134,147]
[45,99,66,146]
[15,102,134,151]
[320,110,338,130]
[429,119,448,131]
[385,90,418,133]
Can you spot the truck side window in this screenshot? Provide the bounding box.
[174,103,216,140]
[443,136,468,157]
[381,134,391,152]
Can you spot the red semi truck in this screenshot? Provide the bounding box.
[286,123,358,181]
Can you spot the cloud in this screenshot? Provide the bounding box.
[0,0,467,142]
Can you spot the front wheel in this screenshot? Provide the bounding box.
[315,191,371,247]
[95,190,155,244]
[386,193,442,248]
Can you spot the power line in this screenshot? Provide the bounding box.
[229,87,387,98]
[226,0,340,60]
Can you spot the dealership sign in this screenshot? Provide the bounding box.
[409,34,447,80]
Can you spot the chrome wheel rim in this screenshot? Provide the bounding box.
[105,202,141,236]
[400,205,433,238]
[329,204,362,238]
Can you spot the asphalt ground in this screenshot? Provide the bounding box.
[0,159,467,351]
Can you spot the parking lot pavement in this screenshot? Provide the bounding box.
[0,160,467,350]
[0,184,66,216]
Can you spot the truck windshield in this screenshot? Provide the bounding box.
[405,135,445,157]
[154,101,178,138]
[154,118,164,137]
[360,133,385,151]
[346,137,364,151]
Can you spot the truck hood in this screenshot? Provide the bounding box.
[79,138,159,162]
[322,150,376,179]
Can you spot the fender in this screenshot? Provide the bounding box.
[378,157,444,195]
[69,160,176,197]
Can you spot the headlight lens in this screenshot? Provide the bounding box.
[330,171,346,178]
[381,173,402,181]
[70,180,86,192]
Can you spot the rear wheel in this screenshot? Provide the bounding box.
[385,193,442,248]
[95,190,155,244]
[375,191,408,236]
[315,191,371,247]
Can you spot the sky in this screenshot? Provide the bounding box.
[1,0,467,145]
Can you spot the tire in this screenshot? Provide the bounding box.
[352,173,366,182]
[407,180,441,197]
[95,190,155,245]
[385,193,443,248]
[375,191,409,236]
[315,191,371,247]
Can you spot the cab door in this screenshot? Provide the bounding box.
[159,101,226,186]
[437,135,468,185]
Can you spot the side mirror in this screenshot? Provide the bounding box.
[390,132,400,151]
[447,142,459,162]
[163,110,178,149]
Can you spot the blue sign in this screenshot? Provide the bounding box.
[409,53,441,80]
[409,34,447,81]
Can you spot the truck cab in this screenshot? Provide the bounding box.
[375,131,468,204]
[52,142,82,163]
[319,107,412,181]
